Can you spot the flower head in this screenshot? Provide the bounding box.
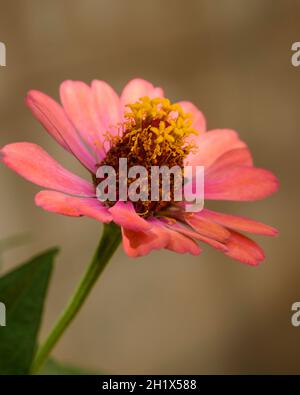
[0,78,279,264]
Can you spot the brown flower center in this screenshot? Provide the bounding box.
[96,96,197,217]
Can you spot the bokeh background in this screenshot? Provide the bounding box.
[0,0,299,374]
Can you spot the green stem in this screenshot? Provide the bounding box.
[30,222,121,374]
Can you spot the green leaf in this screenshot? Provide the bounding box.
[38,358,99,375]
[0,248,59,375]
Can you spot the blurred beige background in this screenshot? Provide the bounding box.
[0,0,299,374]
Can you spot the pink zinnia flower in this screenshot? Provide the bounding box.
[0,78,278,264]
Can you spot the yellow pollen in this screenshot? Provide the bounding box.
[119,96,197,164]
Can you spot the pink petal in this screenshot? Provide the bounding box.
[186,129,246,168]
[122,227,169,257]
[35,191,112,223]
[199,209,278,236]
[225,231,265,265]
[26,90,96,172]
[120,78,164,108]
[177,101,206,132]
[207,147,253,174]
[205,166,279,201]
[158,225,202,255]
[183,213,231,242]
[1,143,95,196]
[109,201,151,231]
[122,219,201,257]
[92,80,122,133]
[164,219,228,253]
[150,219,201,255]
[60,80,106,161]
